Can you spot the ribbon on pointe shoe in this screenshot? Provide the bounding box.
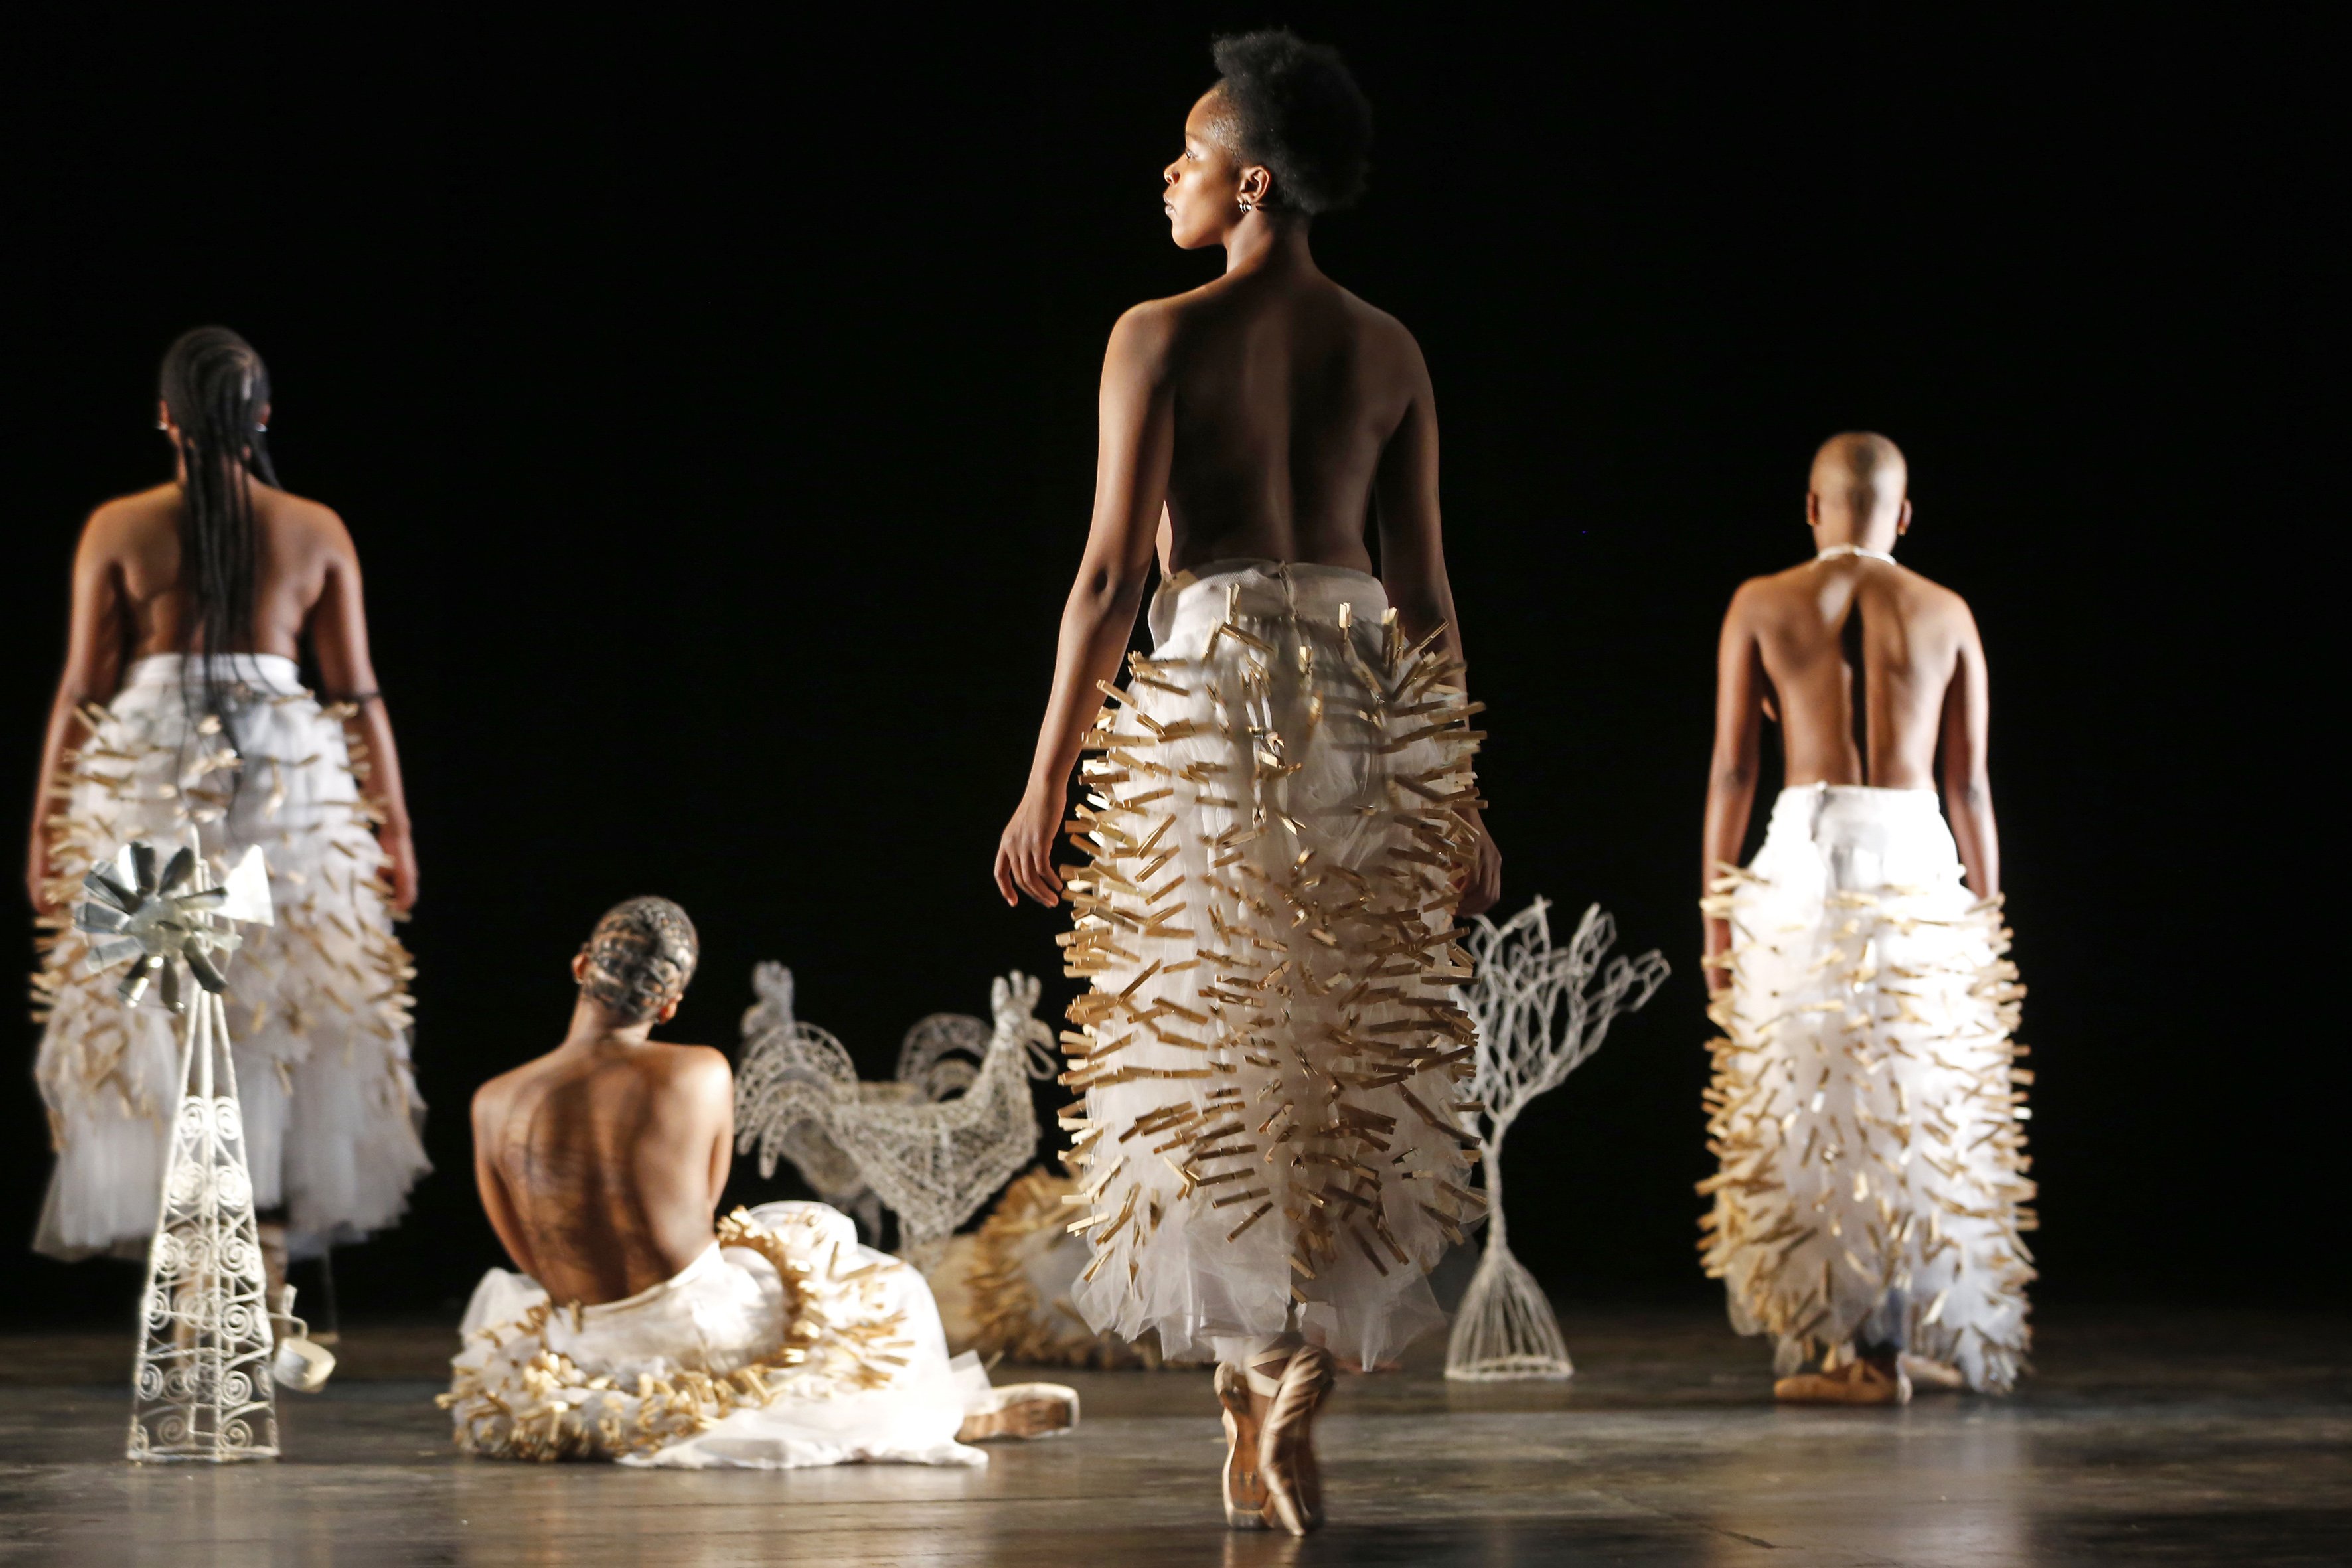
[1255,1345,1336,1536]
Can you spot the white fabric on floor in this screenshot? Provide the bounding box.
[445,1201,989,1468]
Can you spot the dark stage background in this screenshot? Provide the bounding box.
[3,9,2326,1326]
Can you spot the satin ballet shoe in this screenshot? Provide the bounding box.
[1899,1352,1968,1391]
[956,1383,1080,1442]
[1774,1354,1912,1405]
[1255,1346,1336,1535]
[1216,1363,1270,1529]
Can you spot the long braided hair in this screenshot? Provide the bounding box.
[158,327,279,766]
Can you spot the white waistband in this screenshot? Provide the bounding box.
[1768,783,1946,830]
[123,653,304,694]
[1148,559,1389,647]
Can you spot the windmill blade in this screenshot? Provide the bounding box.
[84,936,145,971]
[157,847,196,897]
[82,867,140,913]
[76,903,132,935]
[129,842,158,895]
[184,950,228,995]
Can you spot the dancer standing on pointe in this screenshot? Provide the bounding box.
[994,31,1500,1534]
[1699,433,2033,1405]
[27,327,428,1315]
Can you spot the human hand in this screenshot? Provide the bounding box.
[993,785,1067,909]
[992,780,1067,907]
[1455,815,1502,917]
[379,821,419,915]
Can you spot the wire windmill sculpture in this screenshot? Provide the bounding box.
[734,965,1056,1272]
[1445,898,1669,1381]
[74,838,283,1460]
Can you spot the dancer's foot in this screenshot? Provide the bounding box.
[257,1221,290,1338]
[1256,1346,1336,1535]
[1774,1352,1911,1405]
[957,1383,1079,1442]
[1899,1352,1968,1391]
[1216,1363,1270,1529]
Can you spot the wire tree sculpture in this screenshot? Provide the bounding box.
[75,839,283,1460]
[1446,899,1669,1381]
[734,966,1056,1272]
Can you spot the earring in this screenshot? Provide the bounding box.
[1238,196,1257,214]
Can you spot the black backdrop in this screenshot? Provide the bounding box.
[4,8,2326,1326]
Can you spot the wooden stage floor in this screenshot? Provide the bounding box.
[0,1305,2342,1565]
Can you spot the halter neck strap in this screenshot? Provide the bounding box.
[1815,542,1897,566]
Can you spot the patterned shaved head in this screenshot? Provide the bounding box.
[578,898,699,1024]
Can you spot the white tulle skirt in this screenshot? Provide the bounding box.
[32,653,427,1260]
[443,1202,989,1468]
[1059,561,1488,1369]
[1699,784,2035,1391]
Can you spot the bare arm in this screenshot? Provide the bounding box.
[1939,610,1999,898]
[1701,587,1768,994]
[471,1090,539,1279]
[26,513,129,914]
[994,306,1175,908]
[307,516,418,913]
[1372,339,1500,915]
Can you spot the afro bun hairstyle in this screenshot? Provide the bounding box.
[1210,29,1373,215]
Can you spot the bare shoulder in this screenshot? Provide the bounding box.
[1727,564,1809,621]
[1889,563,1978,633]
[649,1042,732,1091]
[82,483,179,552]
[1112,292,1190,348]
[470,1059,532,1129]
[253,483,355,560]
[1336,285,1416,344]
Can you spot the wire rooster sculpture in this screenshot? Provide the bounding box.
[733,965,1056,1272]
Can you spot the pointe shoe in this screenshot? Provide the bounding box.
[1216,1364,1270,1529]
[1256,1346,1336,1536]
[956,1383,1079,1442]
[1899,1352,1968,1391]
[1774,1354,1911,1406]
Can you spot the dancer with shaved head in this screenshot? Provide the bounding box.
[1698,433,2034,1404]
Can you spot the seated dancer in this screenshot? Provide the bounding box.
[27,327,426,1310]
[1699,433,2033,1405]
[994,32,1500,1533]
[447,899,1070,1466]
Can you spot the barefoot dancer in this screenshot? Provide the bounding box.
[994,31,1500,1533]
[1699,433,2033,1404]
[27,327,426,1308]
[447,900,1069,1465]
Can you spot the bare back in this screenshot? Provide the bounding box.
[1704,546,1999,929]
[470,1040,732,1305]
[1738,556,1980,788]
[91,480,350,663]
[1156,269,1424,572]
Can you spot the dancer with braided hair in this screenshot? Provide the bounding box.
[26,327,426,1312]
[995,29,1499,1535]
